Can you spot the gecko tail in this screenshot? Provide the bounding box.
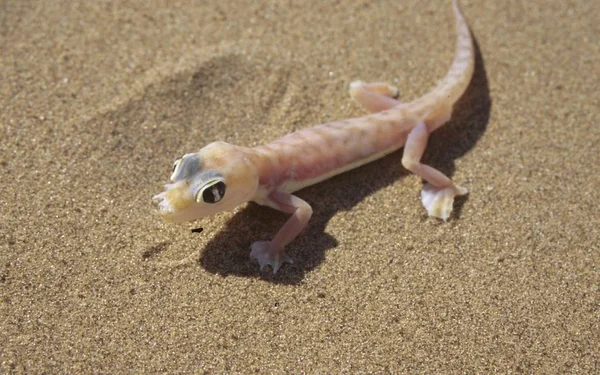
[408,0,475,119]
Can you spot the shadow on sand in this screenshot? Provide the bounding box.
[198,38,491,284]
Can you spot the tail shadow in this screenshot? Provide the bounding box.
[199,37,491,284]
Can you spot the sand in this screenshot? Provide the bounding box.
[1,0,598,373]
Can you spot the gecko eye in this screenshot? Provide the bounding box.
[196,180,226,204]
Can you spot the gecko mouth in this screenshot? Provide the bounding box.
[152,184,176,214]
[152,180,207,223]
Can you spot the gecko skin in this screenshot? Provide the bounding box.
[153,0,475,273]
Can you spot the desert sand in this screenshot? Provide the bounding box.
[1,0,598,372]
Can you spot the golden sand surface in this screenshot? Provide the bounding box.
[1,1,598,372]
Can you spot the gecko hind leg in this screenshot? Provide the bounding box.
[250,191,313,273]
[402,122,467,221]
[349,80,402,113]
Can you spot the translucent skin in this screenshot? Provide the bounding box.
[153,0,475,273]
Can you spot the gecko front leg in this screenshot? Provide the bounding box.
[250,191,313,273]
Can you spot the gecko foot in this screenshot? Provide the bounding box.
[420,183,468,221]
[349,80,399,99]
[249,241,293,274]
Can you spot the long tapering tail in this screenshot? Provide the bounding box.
[408,0,475,120]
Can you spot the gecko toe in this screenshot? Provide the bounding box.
[250,241,292,274]
[420,183,467,221]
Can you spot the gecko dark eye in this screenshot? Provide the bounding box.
[196,180,226,204]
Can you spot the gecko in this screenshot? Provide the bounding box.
[153,0,475,273]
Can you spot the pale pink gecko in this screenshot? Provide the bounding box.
[153,0,475,273]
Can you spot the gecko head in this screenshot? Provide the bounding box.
[152,141,259,223]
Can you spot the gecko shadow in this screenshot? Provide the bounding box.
[199,38,490,284]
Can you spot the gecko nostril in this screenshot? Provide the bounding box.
[152,192,166,202]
